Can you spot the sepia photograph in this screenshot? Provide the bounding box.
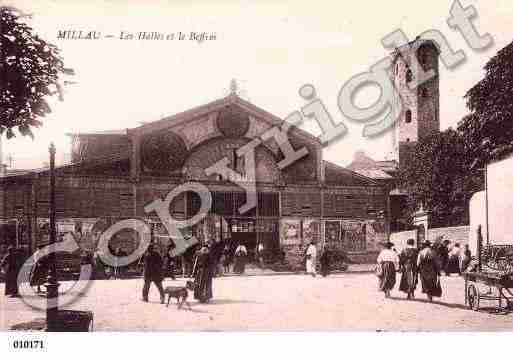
[1,0,513,354]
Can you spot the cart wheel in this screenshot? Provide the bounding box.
[467,284,480,311]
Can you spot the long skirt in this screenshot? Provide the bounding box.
[194,266,213,302]
[306,258,316,274]
[419,264,442,297]
[320,260,330,277]
[5,269,18,296]
[399,265,417,294]
[446,255,460,275]
[378,261,396,292]
[233,255,246,274]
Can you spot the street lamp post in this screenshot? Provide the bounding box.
[45,143,60,331]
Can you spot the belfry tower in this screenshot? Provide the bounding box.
[391,38,440,169]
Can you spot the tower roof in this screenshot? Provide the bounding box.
[391,37,440,63]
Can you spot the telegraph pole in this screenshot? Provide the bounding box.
[45,143,60,331]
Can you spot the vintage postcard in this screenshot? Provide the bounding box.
[1,0,513,351]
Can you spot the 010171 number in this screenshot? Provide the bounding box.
[12,340,44,350]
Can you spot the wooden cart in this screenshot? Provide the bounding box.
[464,271,513,311]
[464,242,513,312]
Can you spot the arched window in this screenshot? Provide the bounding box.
[405,109,412,123]
[406,69,413,83]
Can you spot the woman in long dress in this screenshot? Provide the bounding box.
[446,243,461,276]
[233,243,247,274]
[417,240,442,301]
[399,239,418,300]
[193,244,213,303]
[377,242,398,298]
[305,241,317,277]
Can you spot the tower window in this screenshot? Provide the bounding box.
[406,138,410,142]
[406,69,413,83]
[405,110,412,123]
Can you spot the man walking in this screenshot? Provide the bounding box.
[142,244,165,304]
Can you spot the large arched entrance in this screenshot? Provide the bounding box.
[183,137,282,260]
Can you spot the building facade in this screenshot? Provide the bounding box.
[0,94,389,267]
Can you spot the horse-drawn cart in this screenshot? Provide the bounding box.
[464,240,513,312]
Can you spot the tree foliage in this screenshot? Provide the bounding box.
[0,7,69,139]
[398,129,473,227]
[458,41,513,170]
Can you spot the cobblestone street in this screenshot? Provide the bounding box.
[2,273,513,331]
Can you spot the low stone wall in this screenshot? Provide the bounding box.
[390,226,470,252]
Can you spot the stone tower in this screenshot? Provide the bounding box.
[391,38,440,169]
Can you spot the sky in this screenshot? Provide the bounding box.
[2,0,512,169]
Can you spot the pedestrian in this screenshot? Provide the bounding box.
[193,243,214,303]
[305,241,317,277]
[460,244,471,273]
[222,244,231,274]
[398,239,418,300]
[446,243,461,276]
[256,241,265,269]
[417,240,442,302]
[141,244,165,304]
[433,237,448,274]
[233,242,247,274]
[166,243,177,280]
[210,239,224,277]
[320,246,331,277]
[391,244,400,271]
[376,242,398,298]
[0,246,23,297]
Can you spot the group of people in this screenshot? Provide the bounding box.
[432,239,471,275]
[304,241,332,277]
[141,242,215,304]
[376,238,471,301]
[142,239,248,304]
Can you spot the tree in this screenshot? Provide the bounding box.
[398,129,469,227]
[0,7,71,139]
[459,41,513,170]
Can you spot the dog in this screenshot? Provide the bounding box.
[164,280,195,309]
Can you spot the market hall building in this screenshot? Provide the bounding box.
[0,94,389,268]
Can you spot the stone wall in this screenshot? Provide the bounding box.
[390,226,470,252]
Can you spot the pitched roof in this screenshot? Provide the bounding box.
[129,93,321,144]
[323,160,379,186]
[351,168,393,180]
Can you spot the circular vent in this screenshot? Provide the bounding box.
[216,107,250,138]
[141,132,188,172]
